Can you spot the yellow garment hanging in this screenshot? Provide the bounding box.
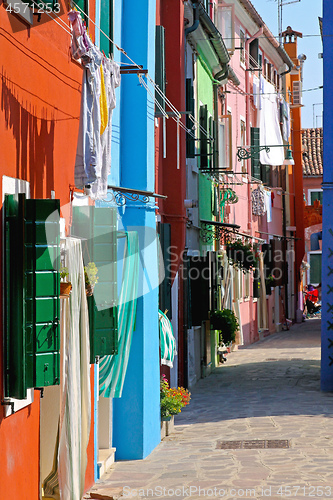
[100,64,108,135]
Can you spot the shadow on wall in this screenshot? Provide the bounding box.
[1,70,55,198]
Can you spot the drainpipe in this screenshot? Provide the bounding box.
[245,27,263,342]
[185,2,200,37]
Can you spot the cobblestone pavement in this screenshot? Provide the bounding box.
[87,318,333,500]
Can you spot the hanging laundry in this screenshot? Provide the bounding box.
[251,186,266,216]
[91,57,121,200]
[100,64,108,135]
[264,189,272,222]
[68,11,120,199]
[253,75,260,109]
[259,76,284,166]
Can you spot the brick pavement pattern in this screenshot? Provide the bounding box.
[86,318,333,500]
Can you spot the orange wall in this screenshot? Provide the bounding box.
[0,2,94,497]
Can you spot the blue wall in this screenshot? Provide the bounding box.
[321,0,333,391]
[111,0,161,458]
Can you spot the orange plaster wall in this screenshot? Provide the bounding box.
[0,2,95,497]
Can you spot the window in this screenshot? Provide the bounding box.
[4,193,60,400]
[309,190,323,206]
[251,127,260,180]
[219,114,232,170]
[199,104,208,170]
[156,26,166,111]
[216,3,235,54]
[100,0,113,54]
[308,252,322,286]
[244,271,250,299]
[249,38,259,70]
[240,118,246,173]
[258,51,263,72]
[158,223,172,319]
[240,29,246,66]
[186,79,195,158]
[72,206,118,363]
[233,268,243,302]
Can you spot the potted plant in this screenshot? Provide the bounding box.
[226,239,257,272]
[84,262,99,297]
[60,266,72,298]
[210,308,239,345]
[160,375,190,420]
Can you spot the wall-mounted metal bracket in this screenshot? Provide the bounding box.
[1,400,14,415]
[35,387,44,398]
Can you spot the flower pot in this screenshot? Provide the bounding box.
[60,281,72,298]
[161,416,172,422]
[86,284,95,297]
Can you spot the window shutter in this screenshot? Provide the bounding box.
[72,206,118,363]
[4,194,60,399]
[158,223,172,319]
[186,79,195,158]
[200,105,208,170]
[251,127,261,180]
[155,26,166,111]
[100,0,113,55]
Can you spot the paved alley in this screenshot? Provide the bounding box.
[87,319,333,500]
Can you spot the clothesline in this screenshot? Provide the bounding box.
[68,2,213,143]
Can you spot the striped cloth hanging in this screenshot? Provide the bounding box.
[99,231,139,398]
[159,310,177,368]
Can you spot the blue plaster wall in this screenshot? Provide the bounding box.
[321,0,333,391]
[111,0,161,458]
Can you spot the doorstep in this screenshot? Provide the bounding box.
[97,448,116,478]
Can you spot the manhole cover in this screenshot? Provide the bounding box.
[216,440,289,449]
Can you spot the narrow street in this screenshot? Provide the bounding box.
[87,318,333,500]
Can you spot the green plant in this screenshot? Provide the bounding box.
[210,308,239,345]
[60,266,69,281]
[160,375,191,419]
[226,239,257,272]
[84,262,99,288]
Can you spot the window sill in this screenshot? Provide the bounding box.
[2,389,34,417]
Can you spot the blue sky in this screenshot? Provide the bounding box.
[251,0,323,128]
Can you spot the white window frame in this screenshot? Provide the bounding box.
[307,250,322,287]
[308,188,323,206]
[2,176,34,417]
[244,271,250,301]
[239,28,246,68]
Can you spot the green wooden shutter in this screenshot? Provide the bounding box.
[155,26,166,111]
[158,223,172,319]
[186,79,195,158]
[100,0,113,55]
[72,206,118,363]
[251,127,261,180]
[4,194,60,399]
[200,105,208,170]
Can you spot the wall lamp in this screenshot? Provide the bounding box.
[236,144,294,165]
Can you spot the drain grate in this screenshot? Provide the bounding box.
[216,440,290,449]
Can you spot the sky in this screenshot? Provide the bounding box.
[251,0,323,129]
